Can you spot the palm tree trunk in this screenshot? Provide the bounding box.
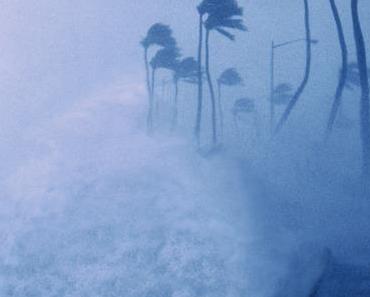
[325,0,348,139]
[171,78,179,132]
[351,0,370,177]
[150,67,156,133]
[270,41,275,135]
[217,82,224,142]
[274,0,312,135]
[205,29,217,145]
[195,14,204,147]
[144,48,153,134]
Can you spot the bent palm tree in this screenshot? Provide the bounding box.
[217,68,243,141]
[232,97,257,138]
[195,6,206,147]
[202,0,246,145]
[351,0,370,176]
[150,46,180,130]
[325,0,348,139]
[272,83,293,106]
[141,23,176,134]
[232,97,255,115]
[274,0,312,135]
[172,57,198,131]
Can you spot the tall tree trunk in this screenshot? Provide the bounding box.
[270,41,275,135]
[171,78,179,132]
[325,0,348,139]
[274,0,312,135]
[217,82,224,142]
[150,67,156,133]
[352,0,370,177]
[144,48,153,134]
[195,14,204,147]
[205,29,218,146]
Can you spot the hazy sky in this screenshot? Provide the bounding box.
[0,0,369,135]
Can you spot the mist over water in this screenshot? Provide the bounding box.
[0,1,370,296]
[0,86,256,296]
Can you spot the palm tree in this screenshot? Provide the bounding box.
[141,23,176,134]
[232,97,257,138]
[217,68,243,141]
[201,0,246,145]
[272,83,293,106]
[195,6,206,147]
[274,0,312,135]
[232,97,255,115]
[351,0,370,177]
[150,46,180,130]
[325,0,348,139]
[172,57,198,131]
[327,63,370,132]
[195,0,228,146]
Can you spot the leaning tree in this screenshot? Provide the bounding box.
[274,0,312,135]
[200,0,246,146]
[141,23,176,134]
[325,0,348,139]
[351,0,370,176]
[150,46,181,130]
[217,68,243,141]
[172,57,199,131]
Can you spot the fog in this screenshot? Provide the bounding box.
[0,1,370,296]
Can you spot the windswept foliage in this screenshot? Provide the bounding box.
[150,47,180,71]
[198,0,246,146]
[171,57,199,131]
[141,23,177,134]
[218,68,243,86]
[141,23,176,49]
[272,83,293,105]
[232,97,255,115]
[202,0,247,40]
[174,57,199,82]
[217,68,243,141]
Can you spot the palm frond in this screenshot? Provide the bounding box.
[141,23,176,49]
[271,83,293,105]
[218,68,243,86]
[203,1,246,41]
[215,28,235,40]
[174,57,198,80]
[274,83,293,94]
[232,97,255,114]
[150,47,181,71]
[208,18,247,31]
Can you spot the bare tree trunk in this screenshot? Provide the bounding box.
[205,29,218,146]
[325,0,348,139]
[144,48,153,134]
[352,0,370,177]
[274,0,312,135]
[195,14,204,147]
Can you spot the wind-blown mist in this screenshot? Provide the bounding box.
[0,86,258,296]
[1,82,369,296]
